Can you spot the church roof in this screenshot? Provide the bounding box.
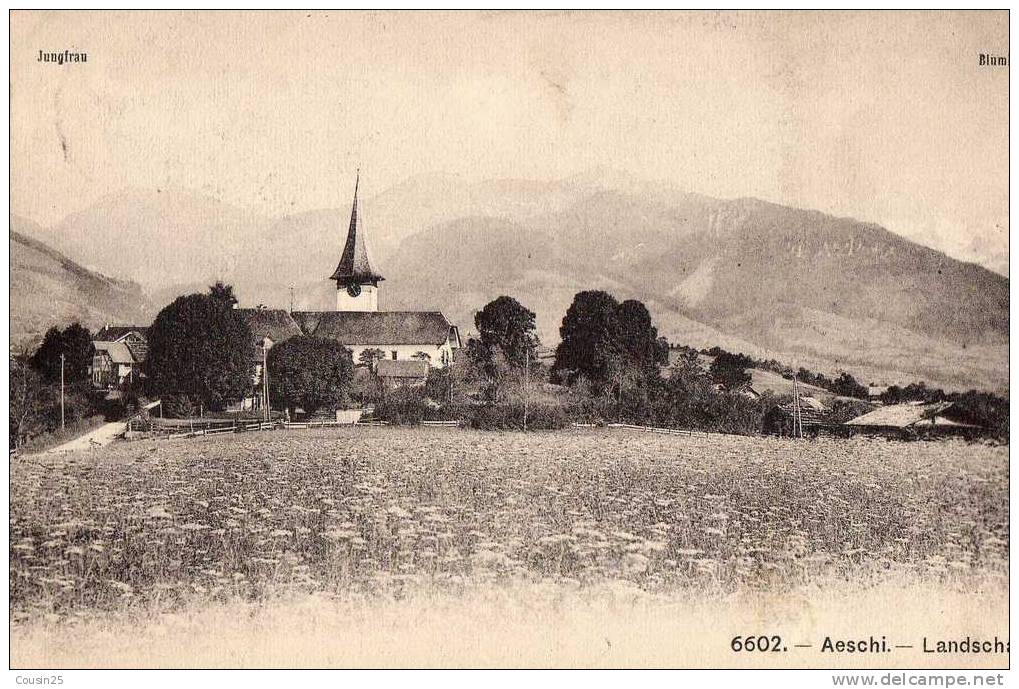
[330,174,384,283]
[292,311,456,346]
[235,308,303,344]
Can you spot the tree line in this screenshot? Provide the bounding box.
[11,282,1009,445]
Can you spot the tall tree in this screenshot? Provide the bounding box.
[474,296,540,370]
[552,290,621,386]
[709,351,753,391]
[10,359,53,448]
[208,281,238,307]
[614,299,669,374]
[29,323,95,384]
[358,348,386,372]
[552,291,667,391]
[144,293,254,411]
[267,336,354,416]
[830,371,868,399]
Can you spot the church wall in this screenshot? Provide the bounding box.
[347,341,456,368]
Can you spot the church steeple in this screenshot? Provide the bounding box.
[330,172,383,312]
[330,172,383,285]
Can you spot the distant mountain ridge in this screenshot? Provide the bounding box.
[11,175,1009,393]
[10,215,154,350]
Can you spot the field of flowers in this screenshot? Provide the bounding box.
[9,427,1008,622]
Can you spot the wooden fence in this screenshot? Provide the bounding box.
[601,422,715,438]
[126,417,397,441]
[126,417,720,443]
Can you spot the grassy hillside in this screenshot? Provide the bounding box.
[10,216,154,350]
[382,191,1008,394]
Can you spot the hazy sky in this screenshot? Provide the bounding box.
[10,10,1009,273]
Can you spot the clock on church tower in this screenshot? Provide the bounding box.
[330,173,384,312]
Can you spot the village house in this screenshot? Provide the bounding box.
[233,174,460,410]
[90,325,149,389]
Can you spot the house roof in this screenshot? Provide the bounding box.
[329,174,384,284]
[292,311,457,346]
[95,326,148,342]
[124,340,149,363]
[377,359,429,379]
[845,401,954,428]
[94,341,136,365]
[235,308,303,344]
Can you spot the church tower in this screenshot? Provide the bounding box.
[330,173,384,312]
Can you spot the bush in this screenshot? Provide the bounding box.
[374,388,432,425]
[466,401,570,431]
[161,394,196,419]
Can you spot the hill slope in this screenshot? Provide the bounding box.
[382,191,1008,394]
[12,177,1009,393]
[10,216,154,350]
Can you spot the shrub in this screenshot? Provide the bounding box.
[466,401,570,431]
[161,394,196,419]
[374,387,432,425]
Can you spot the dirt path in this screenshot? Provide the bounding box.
[38,400,160,455]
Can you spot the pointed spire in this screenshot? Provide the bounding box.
[330,170,383,284]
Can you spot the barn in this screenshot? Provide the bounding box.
[843,401,978,438]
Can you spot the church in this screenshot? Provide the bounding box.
[235,174,461,408]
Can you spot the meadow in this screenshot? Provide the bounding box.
[9,427,1009,667]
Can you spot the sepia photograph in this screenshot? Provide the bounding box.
[7,9,1010,676]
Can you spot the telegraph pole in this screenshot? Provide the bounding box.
[792,375,803,438]
[59,353,65,430]
[289,285,295,314]
[523,348,530,432]
[262,346,270,422]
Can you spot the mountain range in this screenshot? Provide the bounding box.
[11,173,1009,394]
[10,215,154,350]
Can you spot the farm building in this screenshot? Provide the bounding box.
[844,401,978,437]
[762,395,830,436]
[90,325,149,389]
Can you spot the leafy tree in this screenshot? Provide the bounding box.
[161,394,197,419]
[552,291,667,394]
[830,371,869,399]
[267,336,354,416]
[411,351,432,362]
[144,292,254,411]
[208,281,238,307]
[552,290,623,386]
[709,351,752,391]
[358,347,386,372]
[474,296,540,370]
[613,299,669,377]
[10,359,53,448]
[29,323,95,384]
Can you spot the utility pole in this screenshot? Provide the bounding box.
[289,285,295,314]
[523,348,530,432]
[59,353,65,430]
[792,375,803,439]
[262,345,271,422]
